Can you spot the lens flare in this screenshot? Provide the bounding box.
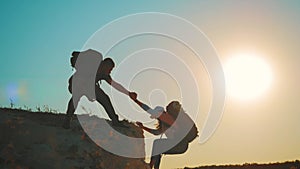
[6,82,28,104]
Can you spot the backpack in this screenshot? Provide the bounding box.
[183,123,198,143]
[70,49,103,70]
[68,49,103,94]
[161,111,199,143]
[70,51,80,68]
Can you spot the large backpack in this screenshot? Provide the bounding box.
[183,123,198,143]
[68,49,103,95]
[70,49,103,69]
[70,51,80,68]
[163,112,199,143]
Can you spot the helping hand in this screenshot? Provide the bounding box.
[136,121,143,128]
[129,92,137,100]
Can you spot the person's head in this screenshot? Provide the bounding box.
[155,101,182,129]
[99,58,115,75]
[150,106,168,129]
[166,101,181,118]
[70,51,80,68]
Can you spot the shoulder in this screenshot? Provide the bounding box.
[104,74,112,81]
[96,73,112,82]
[85,49,103,58]
[80,49,103,64]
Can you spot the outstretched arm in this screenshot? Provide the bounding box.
[133,98,175,126]
[133,99,151,111]
[136,122,162,135]
[110,79,130,95]
[110,79,137,100]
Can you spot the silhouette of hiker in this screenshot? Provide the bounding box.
[63,49,137,129]
[132,97,197,169]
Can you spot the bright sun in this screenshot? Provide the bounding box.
[224,53,273,100]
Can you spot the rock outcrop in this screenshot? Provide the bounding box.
[0,108,148,169]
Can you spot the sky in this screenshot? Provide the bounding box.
[1,1,300,169]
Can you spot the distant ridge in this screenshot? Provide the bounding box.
[184,160,300,169]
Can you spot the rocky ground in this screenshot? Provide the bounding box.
[0,108,149,169]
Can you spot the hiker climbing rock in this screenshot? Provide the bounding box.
[132,96,198,169]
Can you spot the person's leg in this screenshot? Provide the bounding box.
[150,139,188,169]
[149,157,154,168]
[153,154,162,169]
[95,87,119,123]
[149,154,161,169]
[63,97,76,129]
[150,139,171,169]
[66,97,75,117]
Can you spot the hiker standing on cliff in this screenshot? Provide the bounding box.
[132,97,198,169]
[63,49,137,129]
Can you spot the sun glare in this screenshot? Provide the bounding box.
[224,53,272,100]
